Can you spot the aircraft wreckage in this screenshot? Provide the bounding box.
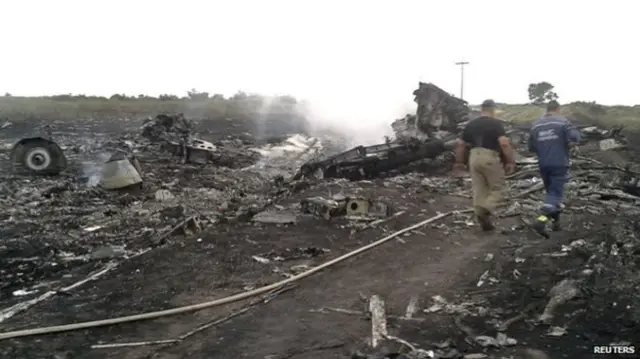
[7,124,68,176]
[0,83,630,186]
[294,83,472,181]
[1,114,259,190]
[295,82,629,180]
[141,113,260,166]
[141,113,218,164]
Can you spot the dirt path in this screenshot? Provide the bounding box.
[157,214,514,359]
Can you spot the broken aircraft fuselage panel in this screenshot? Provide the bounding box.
[163,138,218,164]
[598,138,626,151]
[393,82,472,142]
[413,82,472,136]
[346,197,391,218]
[295,80,632,182]
[99,152,143,190]
[296,139,449,180]
[580,124,624,141]
[142,113,218,164]
[513,123,627,149]
[296,82,472,181]
[300,196,346,220]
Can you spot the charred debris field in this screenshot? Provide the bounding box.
[1,86,639,359]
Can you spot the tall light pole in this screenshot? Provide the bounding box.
[455,60,469,100]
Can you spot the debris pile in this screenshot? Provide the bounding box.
[392,82,476,141]
[290,88,638,357]
[342,163,640,358]
[297,82,630,181]
[0,118,330,303]
[1,84,639,358]
[142,113,261,167]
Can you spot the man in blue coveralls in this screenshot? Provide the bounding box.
[528,100,581,237]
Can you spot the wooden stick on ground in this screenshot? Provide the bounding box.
[369,295,388,348]
[91,339,179,349]
[0,249,151,324]
[404,295,419,319]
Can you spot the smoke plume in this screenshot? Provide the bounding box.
[292,87,416,147]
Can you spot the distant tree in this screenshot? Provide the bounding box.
[246,93,264,107]
[4,92,11,97]
[211,94,225,101]
[136,94,156,100]
[230,91,248,101]
[582,101,607,116]
[50,94,75,100]
[187,88,209,100]
[527,82,559,105]
[109,94,129,100]
[159,94,179,101]
[277,95,297,106]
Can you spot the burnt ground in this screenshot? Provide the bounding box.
[1,117,639,359]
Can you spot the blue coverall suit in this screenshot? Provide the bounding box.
[528,114,581,223]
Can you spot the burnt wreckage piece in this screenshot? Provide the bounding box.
[297,82,471,180]
[141,113,217,164]
[512,123,628,153]
[513,123,626,144]
[297,139,450,180]
[393,82,476,141]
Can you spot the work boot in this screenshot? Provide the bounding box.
[532,215,550,238]
[477,212,495,231]
[550,211,562,231]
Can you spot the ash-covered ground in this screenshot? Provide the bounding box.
[0,116,340,303]
[0,115,639,359]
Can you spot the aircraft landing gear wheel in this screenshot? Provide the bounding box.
[25,147,52,172]
[10,138,67,175]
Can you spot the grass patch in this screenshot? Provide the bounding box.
[1,97,640,131]
[499,102,640,130]
[0,97,278,123]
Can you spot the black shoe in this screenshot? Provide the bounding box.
[532,216,550,238]
[477,213,495,231]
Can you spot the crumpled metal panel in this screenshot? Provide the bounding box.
[300,196,345,220]
[99,154,143,190]
[346,198,391,218]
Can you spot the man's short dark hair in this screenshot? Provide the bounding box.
[481,99,496,111]
[547,100,560,111]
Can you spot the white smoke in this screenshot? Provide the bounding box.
[292,87,417,148]
[82,153,112,187]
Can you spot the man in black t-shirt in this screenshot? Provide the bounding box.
[452,100,517,231]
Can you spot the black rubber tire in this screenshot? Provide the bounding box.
[24,147,53,172]
[11,139,67,175]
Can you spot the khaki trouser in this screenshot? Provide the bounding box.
[469,147,505,216]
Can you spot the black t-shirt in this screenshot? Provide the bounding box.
[461,116,506,152]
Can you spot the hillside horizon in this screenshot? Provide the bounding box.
[1,93,639,132]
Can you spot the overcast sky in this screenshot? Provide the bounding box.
[1,0,637,140]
